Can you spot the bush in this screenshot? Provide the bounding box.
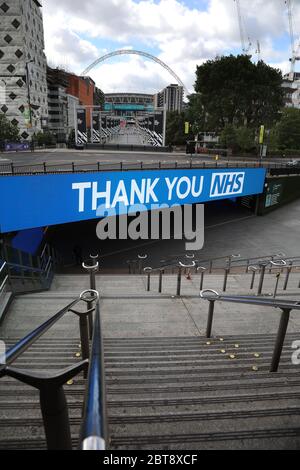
[0,113,20,142]
[220,124,238,151]
[33,131,57,147]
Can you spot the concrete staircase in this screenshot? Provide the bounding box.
[0,334,300,449]
[0,273,299,450]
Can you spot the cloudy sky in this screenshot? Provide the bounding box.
[42,0,300,94]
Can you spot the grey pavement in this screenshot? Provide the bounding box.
[50,197,300,273]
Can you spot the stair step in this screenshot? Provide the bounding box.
[110,427,300,450]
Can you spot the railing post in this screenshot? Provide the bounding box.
[28,253,35,283]
[197,266,206,291]
[138,254,147,274]
[176,266,182,296]
[82,256,99,340]
[158,269,163,293]
[17,249,25,285]
[245,258,250,273]
[270,308,291,372]
[39,385,72,450]
[144,267,152,291]
[283,264,292,291]
[257,262,267,295]
[273,272,280,298]
[223,268,229,292]
[206,300,215,338]
[209,260,213,273]
[248,266,257,290]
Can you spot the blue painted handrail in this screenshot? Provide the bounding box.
[80,300,106,450]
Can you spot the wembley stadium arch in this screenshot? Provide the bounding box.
[81,49,190,96]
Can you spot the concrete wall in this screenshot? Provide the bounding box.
[255,175,300,215]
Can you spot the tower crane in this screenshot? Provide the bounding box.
[285,0,300,81]
[233,0,252,54]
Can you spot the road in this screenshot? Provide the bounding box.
[0,128,298,167]
[0,147,297,168]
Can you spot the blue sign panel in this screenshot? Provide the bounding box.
[0,168,266,233]
[5,142,30,152]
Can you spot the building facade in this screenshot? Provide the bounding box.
[155,84,183,112]
[282,72,300,109]
[104,92,154,116]
[67,75,95,127]
[0,0,48,139]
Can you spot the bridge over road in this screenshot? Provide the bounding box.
[0,162,267,233]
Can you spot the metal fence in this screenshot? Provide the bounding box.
[1,159,300,176]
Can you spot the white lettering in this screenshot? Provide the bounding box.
[165,177,178,200]
[146,178,159,203]
[92,181,111,210]
[72,182,91,212]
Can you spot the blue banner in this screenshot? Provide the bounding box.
[5,142,30,152]
[0,168,266,232]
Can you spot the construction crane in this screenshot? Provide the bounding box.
[233,0,252,54]
[285,0,300,80]
[255,40,261,62]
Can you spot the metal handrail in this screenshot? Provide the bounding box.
[7,261,44,273]
[80,301,106,450]
[144,260,196,296]
[0,289,99,450]
[80,256,107,450]
[200,289,300,372]
[0,262,8,300]
[0,291,97,372]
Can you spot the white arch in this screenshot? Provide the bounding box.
[81,49,190,96]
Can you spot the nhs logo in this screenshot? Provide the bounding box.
[210,172,245,198]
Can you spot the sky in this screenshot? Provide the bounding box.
[42,0,300,95]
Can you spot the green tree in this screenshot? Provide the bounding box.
[220,124,238,150]
[185,93,206,135]
[166,111,189,145]
[194,55,284,131]
[0,113,20,141]
[276,108,300,150]
[33,131,56,146]
[236,127,255,152]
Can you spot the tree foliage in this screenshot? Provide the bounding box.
[194,55,284,130]
[0,113,20,142]
[276,108,300,150]
[166,111,190,145]
[220,125,256,153]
